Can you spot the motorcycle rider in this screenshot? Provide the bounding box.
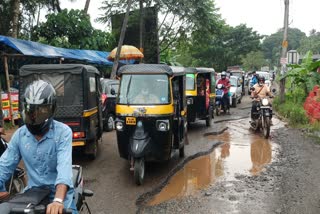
[250,71,258,87]
[217,71,231,114]
[0,80,77,214]
[250,76,273,124]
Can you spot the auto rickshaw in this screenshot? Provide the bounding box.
[185,67,215,126]
[19,64,103,160]
[115,64,187,185]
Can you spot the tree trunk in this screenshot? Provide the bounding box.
[11,0,20,38]
[84,0,91,14]
[110,0,133,79]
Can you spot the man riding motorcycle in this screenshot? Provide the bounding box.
[0,80,77,214]
[250,76,273,124]
[217,71,231,114]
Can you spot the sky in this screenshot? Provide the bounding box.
[59,0,320,36]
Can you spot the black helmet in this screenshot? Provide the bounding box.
[23,80,56,135]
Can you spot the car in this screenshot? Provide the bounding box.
[256,71,272,89]
[101,78,119,131]
[230,70,245,95]
[229,76,243,107]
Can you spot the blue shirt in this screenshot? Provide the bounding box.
[0,120,75,209]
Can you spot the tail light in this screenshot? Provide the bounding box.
[101,93,107,104]
[73,132,85,139]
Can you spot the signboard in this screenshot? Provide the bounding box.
[280,58,287,65]
[1,92,19,121]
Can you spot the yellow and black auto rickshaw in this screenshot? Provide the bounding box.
[185,67,216,126]
[115,64,187,185]
[19,64,103,160]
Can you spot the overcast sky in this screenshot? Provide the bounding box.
[59,0,320,36]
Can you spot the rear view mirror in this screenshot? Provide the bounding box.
[111,88,116,95]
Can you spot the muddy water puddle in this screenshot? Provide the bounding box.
[148,117,284,206]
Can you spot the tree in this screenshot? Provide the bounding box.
[298,31,320,55]
[241,51,267,71]
[262,28,306,67]
[32,9,115,50]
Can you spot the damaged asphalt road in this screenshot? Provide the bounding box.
[138,96,320,214]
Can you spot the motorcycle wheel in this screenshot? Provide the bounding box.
[134,158,145,185]
[216,105,221,116]
[263,117,271,138]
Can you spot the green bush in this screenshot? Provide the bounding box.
[273,96,309,126]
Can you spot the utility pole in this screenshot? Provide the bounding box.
[279,0,289,103]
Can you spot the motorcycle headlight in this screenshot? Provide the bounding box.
[187,98,193,105]
[262,98,269,106]
[116,121,124,131]
[156,120,169,131]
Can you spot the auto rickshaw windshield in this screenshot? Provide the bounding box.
[118,74,170,105]
[186,74,195,90]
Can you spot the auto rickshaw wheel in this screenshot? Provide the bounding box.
[104,113,115,132]
[206,107,213,127]
[86,140,98,160]
[179,145,185,158]
[134,158,145,185]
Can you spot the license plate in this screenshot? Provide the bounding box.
[126,117,136,125]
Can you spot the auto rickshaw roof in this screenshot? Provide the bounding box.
[196,67,215,73]
[185,67,215,74]
[117,64,186,77]
[19,64,100,76]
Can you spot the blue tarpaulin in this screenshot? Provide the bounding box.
[0,35,115,66]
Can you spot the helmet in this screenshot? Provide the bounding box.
[221,71,227,79]
[23,80,56,135]
[258,76,265,86]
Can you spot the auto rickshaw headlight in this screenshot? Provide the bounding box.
[187,98,193,105]
[116,121,124,131]
[156,120,169,131]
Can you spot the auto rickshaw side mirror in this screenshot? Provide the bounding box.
[111,88,116,95]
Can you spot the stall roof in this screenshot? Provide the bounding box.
[0,35,114,66]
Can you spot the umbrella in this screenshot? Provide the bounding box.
[107,45,144,61]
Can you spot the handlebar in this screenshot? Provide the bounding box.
[11,205,72,214]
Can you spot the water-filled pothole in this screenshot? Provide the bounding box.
[148,117,283,206]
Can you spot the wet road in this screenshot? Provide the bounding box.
[71,94,287,214]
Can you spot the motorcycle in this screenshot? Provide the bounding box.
[250,97,273,138]
[0,165,93,214]
[215,84,226,116]
[0,135,25,196]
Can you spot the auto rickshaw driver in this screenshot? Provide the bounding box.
[133,82,160,104]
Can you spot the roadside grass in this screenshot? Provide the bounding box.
[273,96,309,127]
[273,96,320,143]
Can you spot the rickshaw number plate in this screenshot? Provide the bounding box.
[126,117,136,125]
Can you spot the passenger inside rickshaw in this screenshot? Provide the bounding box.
[197,75,206,96]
